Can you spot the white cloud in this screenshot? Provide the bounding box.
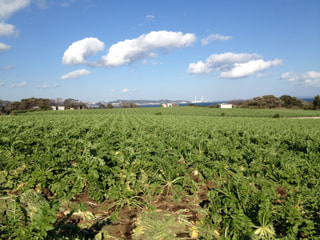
[256,72,271,78]
[146,14,155,20]
[62,37,105,65]
[0,65,13,71]
[59,0,76,7]
[121,88,130,93]
[220,59,282,78]
[201,34,232,45]
[38,83,59,89]
[0,81,5,87]
[0,22,18,37]
[63,31,196,68]
[0,0,31,20]
[35,0,48,9]
[281,71,320,87]
[9,81,26,88]
[187,52,282,78]
[121,88,136,93]
[61,69,91,79]
[100,31,196,67]
[0,42,10,51]
[5,64,13,70]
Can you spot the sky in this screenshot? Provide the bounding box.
[0,0,319,102]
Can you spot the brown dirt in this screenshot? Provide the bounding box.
[288,117,320,119]
[53,178,212,239]
[277,186,288,199]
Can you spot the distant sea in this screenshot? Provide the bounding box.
[139,98,314,108]
[139,101,225,108]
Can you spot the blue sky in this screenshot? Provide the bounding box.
[0,0,319,102]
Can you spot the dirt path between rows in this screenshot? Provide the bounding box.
[288,117,320,119]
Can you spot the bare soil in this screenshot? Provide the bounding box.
[288,117,320,119]
[54,180,213,239]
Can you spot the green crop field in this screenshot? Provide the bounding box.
[1,107,319,239]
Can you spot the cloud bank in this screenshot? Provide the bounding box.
[62,31,196,67]
[61,69,91,79]
[201,34,232,45]
[281,71,320,87]
[187,52,282,78]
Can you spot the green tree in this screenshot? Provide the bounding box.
[106,103,114,109]
[280,95,304,109]
[7,101,21,112]
[243,95,283,109]
[313,95,320,110]
[63,98,86,109]
[120,102,136,108]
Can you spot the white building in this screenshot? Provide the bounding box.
[218,103,232,109]
[51,106,65,110]
[161,102,173,107]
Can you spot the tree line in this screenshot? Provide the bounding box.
[229,95,320,110]
[0,97,139,115]
[0,98,87,115]
[1,95,320,115]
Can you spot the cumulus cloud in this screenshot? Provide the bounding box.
[0,22,18,37]
[187,52,282,78]
[201,34,232,45]
[9,81,26,88]
[62,31,196,68]
[100,31,196,67]
[281,71,320,87]
[62,37,105,65]
[220,59,282,78]
[0,0,31,19]
[0,42,10,51]
[61,69,91,79]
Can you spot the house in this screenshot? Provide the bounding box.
[218,103,232,109]
[51,106,65,110]
[161,102,173,107]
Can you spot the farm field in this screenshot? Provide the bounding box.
[0,107,320,239]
